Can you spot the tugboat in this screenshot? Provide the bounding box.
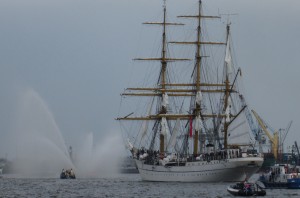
[287,176,300,189]
[258,163,300,189]
[227,181,266,196]
[60,168,76,179]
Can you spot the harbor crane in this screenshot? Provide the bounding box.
[239,95,263,152]
[252,110,292,161]
[251,110,279,160]
[293,141,300,165]
[278,121,292,160]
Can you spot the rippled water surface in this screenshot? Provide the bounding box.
[1,174,299,197]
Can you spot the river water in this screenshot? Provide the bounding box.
[0,174,299,197]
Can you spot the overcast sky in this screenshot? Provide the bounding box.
[0,0,299,158]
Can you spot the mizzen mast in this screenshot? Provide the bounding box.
[223,24,231,150]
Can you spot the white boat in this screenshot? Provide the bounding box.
[117,0,263,182]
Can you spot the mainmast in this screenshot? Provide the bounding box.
[193,0,202,157]
[172,0,223,155]
[195,0,201,90]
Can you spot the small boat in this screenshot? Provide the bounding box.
[227,182,266,196]
[60,169,76,179]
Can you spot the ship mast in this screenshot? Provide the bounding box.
[173,0,224,155]
[193,0,202,157]
[195,0,202,90]
[117,0,187,156]
[223,24,231,150]
[222,22,247,149]
[159,0,168,157]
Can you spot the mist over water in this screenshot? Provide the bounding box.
[75,132,124,178]
[6,88,124,178]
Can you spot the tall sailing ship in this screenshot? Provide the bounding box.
[117,0,263,182]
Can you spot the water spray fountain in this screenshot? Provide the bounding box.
[8,88,124,178]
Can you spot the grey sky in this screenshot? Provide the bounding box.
[0,0,299,158]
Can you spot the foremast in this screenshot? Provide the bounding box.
[117,0,187,156]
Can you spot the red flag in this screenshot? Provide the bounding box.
[189,116,193,137]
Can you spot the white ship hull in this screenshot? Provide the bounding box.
[135,157,263,182]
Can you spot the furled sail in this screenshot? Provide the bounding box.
[166,119,180,152]
[195,91,202,106]
[225,36,233,74]
[162,93,169,108]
